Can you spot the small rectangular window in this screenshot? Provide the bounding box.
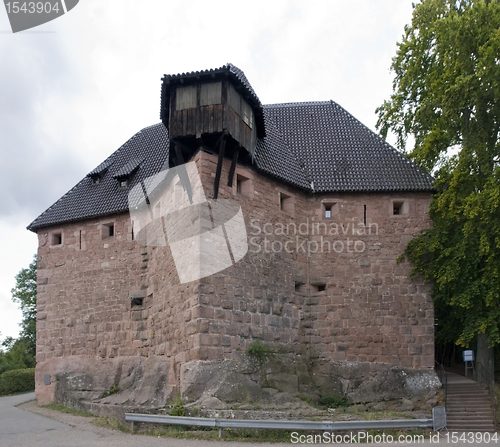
[392,200,408,215]
[200,82,222,106]
[235,174,252,198]
[310,283,326,293]
[131,297,143,307]
[323,202,338,219]
[228,84,241,116]
[176,85,197,110]
[241,100,253,129]
[280,192,294,215]
[102,223,115,239]
[120,179,128,188]
[52,233,62,245]
[325,205,332,218]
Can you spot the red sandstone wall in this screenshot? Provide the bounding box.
[35,150,434,402]
[189,151,434,368]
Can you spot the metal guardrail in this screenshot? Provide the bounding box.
[435,361,448,408]
[125,413,433,437]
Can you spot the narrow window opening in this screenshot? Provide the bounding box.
[176,85,197,110]
[280,192,294,215]
[393,201,406,215]
[323,202,337,219]
[130,297,143,307]
[102,223,115,239]
[79,230,82,249]
[53,233,62,245]
[325,204,332,218]
[364,205,367,226]
[131,221,134,241]
[294,281,303,292]
[235,174,252,198]
[310,283,327,293]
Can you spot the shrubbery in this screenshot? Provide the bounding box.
[0,368,35,395]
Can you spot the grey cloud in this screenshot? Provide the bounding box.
[0,35,87,223]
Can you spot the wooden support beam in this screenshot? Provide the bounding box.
[213,135,227,201]
[173,141,185,165]
[171,140,193,203]
[227,145,240,187]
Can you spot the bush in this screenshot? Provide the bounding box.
[246,340,274,360]
[319,395,350,408]
[0,368,35,395]
[168,393,186,416]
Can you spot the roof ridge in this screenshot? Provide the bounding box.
[264,101,332,108]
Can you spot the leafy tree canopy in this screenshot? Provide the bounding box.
[10,255,37,357]
[377,0,500,348]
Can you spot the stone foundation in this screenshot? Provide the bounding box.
[36,352,440,421]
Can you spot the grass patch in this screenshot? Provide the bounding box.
[41,402,95,417]
[136,425,293,442]
[319,395,349,408]
[109,384,119,395]
[91,416,131,433]
[246,340,274,360]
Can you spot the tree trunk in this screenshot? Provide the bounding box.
[476,333,495,385]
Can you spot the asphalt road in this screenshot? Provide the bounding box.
[0,392,497,447]
[0,392,289,447]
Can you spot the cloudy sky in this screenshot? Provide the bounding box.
[0,0,415,341]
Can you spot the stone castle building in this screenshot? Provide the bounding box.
[29,64,438,411]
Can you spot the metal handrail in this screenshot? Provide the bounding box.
[474,361,498,430]
[125,413,433,437]
[435,361,448,408]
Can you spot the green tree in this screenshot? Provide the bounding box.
[0,339,35,375]
[376,0,500,372]
[11,255,37,357]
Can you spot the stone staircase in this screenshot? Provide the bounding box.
[446,372,496,432]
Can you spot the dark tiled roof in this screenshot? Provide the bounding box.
[28,75,433,232]
[263,101,434,193]
[112,158,144,180]
[87,158,114,178]
[28,124,170,231]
